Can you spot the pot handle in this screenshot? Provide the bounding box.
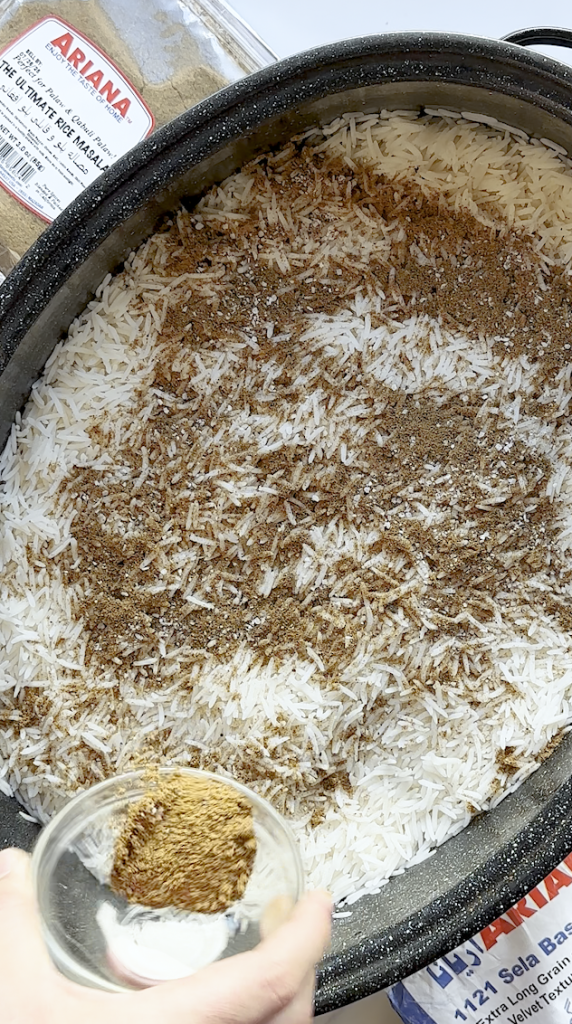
[502,27,572,48]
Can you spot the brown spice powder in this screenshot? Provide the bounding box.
[39,143,572,808]
[0,0,227,267]
[60,379,561,679]
[110,774,257,913]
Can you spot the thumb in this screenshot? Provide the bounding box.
[0,847,53,978]
[140,889,332,1024]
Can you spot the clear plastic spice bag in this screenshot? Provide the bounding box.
[0,0,275,273]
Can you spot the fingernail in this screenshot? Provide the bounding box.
[261,895,294,937]
[0,848,19,880]
[310,889,333,909]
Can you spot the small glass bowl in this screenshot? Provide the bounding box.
[31,768,304,991]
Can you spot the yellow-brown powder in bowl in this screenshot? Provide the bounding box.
[110,774,257,913]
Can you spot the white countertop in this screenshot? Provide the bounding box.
[227,3,572,1020]
[233,0,572,62]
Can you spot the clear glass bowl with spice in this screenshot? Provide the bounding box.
[31,768,304,991]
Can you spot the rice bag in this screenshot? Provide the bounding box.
[389,853,572,1023]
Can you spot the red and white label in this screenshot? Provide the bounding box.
[0,16,154,225]
[390,851,572,1023]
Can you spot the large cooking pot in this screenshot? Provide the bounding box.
[2,25,572,1013]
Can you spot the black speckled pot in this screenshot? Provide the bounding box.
[2,29,572,1014]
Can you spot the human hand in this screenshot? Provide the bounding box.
[0,847,332,1024]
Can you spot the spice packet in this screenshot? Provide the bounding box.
[0,0,275,273]
[388,852,572,1023]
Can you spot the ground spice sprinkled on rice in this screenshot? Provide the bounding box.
[4,110,572,902]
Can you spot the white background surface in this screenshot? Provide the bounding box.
[228,2,572,1021]
[233,0,572,61]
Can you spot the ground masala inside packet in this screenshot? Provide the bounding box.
[0,0,227,269]
[110,774,257,913]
